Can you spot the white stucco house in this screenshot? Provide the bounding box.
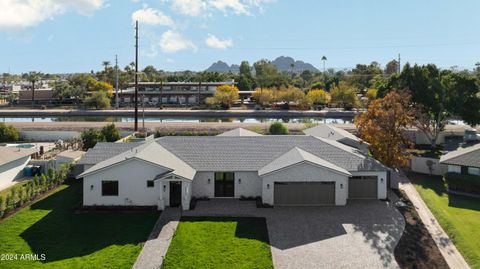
[440,143,480,176]
[77,131,387,210]
[0,146,37,191]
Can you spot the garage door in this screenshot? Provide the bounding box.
[274,182,335,205]
[348,176,377,199]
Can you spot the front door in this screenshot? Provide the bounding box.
[170,181,182,207]
[214,172,234,197]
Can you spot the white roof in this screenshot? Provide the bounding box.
[0,146,36,166]
[258,147,351,176]
[78,136,196,180]
[217,128,262,137]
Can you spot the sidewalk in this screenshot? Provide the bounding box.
[398,175,470,269]
[132,207,181,269]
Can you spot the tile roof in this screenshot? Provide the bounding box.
[440,143,480,168]
[217,128,263,137]
[77,142,145,165]
[157,136,385,172]
[258,147,351,176]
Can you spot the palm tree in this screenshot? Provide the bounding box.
[27,72,41,106]
[290,63,295,78]
[321,56,327,73]
[102,61,111,72]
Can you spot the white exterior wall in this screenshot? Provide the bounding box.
[410,156,448,176]
[350,171,388,200]
[0,156,30,191]
[83,159,166,206]
[158,176,192,210]
[261,162,349,206]
[191,171,262,198]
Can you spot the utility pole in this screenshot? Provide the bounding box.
[115,54,119,109]
[398,53,401,74]
[134,20,139,132]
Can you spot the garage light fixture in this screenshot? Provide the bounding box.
[340,183,343,189]
[267,184,270,189]
[163,185,166,192]
[208,178,211,184]
[238,178,241,184]
[381,178,384,183]
[90,185,94,190]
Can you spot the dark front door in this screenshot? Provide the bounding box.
[170,181,182,207]
[214,172,234,197]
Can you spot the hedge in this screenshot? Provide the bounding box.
[444,172,480,194]
[0,163,73,219]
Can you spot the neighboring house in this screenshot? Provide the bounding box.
[18,88,56,104]
[77,133,388,210]
[217,128,262,137]
[0,147,37,191]
[440,143,480,176]
[303,124,369,153]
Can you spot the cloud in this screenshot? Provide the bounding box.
[171,0,207,17]
[209,0,248,15]
[0,0,104,30]
[205,34,232,49]
[132,7,174,26]
[159,30,197,53]
[167,0,273,17]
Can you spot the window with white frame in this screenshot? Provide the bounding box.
[468,167,480,176]
[447,165,461,174]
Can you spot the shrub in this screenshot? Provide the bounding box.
[444,172,480,194]
[269,122,289,135]
[81,128,105,150]
[101,123,120,142]
[0,196,4,218]
[0,123,20,142]
[84,91,111,109]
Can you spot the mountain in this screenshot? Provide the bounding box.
[271,56,319,73]
[205,56,319,73]
[205,61,239,73]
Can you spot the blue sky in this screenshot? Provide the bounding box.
[0,0,479,74]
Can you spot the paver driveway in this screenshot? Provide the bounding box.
[183,194,405,269]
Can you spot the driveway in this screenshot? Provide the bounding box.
[183,194,405,269]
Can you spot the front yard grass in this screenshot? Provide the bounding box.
[162,217,273,269]
[409,173,480,269]
[0,180,159,269]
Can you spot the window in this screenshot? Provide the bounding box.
[468,167,480,176]
[102,181,118,196]
[448,165,461,174]
[147,180,155,188]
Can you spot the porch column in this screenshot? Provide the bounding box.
[182,181,192,210]
[157,181,165,210]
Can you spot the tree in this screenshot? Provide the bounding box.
[386,64,480,147]
[252,88,275,107]
[0,123,20,142]
[269,122,289,135]
[239,61,251,77]
[91,81,114,98]
[53,81,73,103]
[84,91,111,109]
[206,85,239,109]
[384,60,399,75]
[277,87,305,108]
[26,71,42,106]
[81,128,105,150]
[355,91,414,168]
[330,82,359,110]
[101,124,120,142]
[254,60,278,88]
[306,89,331,108]
[365,88,378,101]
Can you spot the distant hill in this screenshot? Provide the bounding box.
[205,61,239,73]
[205,56,319,73]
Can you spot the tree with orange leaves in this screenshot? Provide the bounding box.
[355,90,414,168]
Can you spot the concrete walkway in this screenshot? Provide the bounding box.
[398,174,470,269]
[133,207,181,269]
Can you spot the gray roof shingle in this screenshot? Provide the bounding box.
[440,143,480,168]
[157,136,385,172]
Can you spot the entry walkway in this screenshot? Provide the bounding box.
[399,174,470,269]
[133,207,181,269]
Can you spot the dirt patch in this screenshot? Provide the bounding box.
[393,189,449,269]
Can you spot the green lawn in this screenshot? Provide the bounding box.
[0,180,159,269]
[409,173,480,269]
[162,217,273,269]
